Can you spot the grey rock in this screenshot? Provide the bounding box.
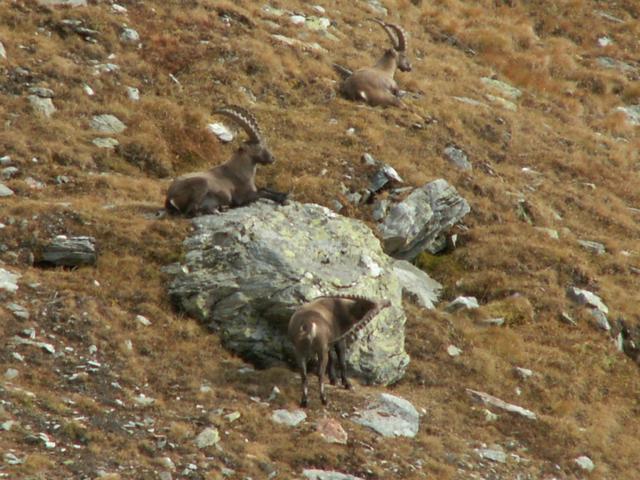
[0,155,11,165]
[91,114,127,133]
[486,94,518,111]
[578,239,606,255]
[7,303,29,320]
[352,393,419,437]
[361,153,376,166]
[453,96,487,107]
[194,427,219,448]
[567,287,608,315]
[0,41,6,60]
[303,470,364,480]
[11,336,56,354]
[371,199,389,221]
[447,345,462,357]
[2,166,19,179]
[41,235,97,267]
[159,472,172,480]
[596,10,624,23]
[445,296,479,312]
[126,86,140,101]
[0,267,20,293]
[616,105,640,126]
[476,447,507,463]
[0,183,14,197]
[93,63,120,75]
[597,56,636,72]
[37,0,87,6]
[4,452,23,465]
[366,0,388,16]
[560,311,577,326]
[92,137,119,149]
[514,367,533,379]
[575,455,595,472]
[466,389,537,420]
[272,409,307,427]
[305,16,331,31]
[590,308,611,331]
[120,27,140,44]
[369,164,404,194]
[392,260,442,309]
[443,146,472,170]
[4,368,19,380]
[378,179,470,260]
[28,87,54,98]
[481,77,522,100]
[271,34,326,53]
[28,95,56,117]
[479,317,505,327]
[168,201,409,384]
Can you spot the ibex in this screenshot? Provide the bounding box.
[339,18,412,107]
[165,105,287,216]
[288,295,391,407]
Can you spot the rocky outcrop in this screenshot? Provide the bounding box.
[377,179,470,260]
[168,200,410,385]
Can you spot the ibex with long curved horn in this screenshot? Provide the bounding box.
[338,19,412,107]
[165,105,287,216]
[288,295,391,407]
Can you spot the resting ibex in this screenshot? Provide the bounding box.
[339,18,411,107]
[165,105,287,216]
[288,295,391,407]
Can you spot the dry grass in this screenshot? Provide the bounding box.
[2,0,640,478]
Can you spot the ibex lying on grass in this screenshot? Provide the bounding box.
[165,105,287,216]
[288,295,391,407]
[339,18,412,107]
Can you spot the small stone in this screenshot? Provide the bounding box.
[591,308,611,331]
[135,314,151,326]
[195,427,220,448]
[361,153,377,166]
[0,267,20,293]
[28,95,56,117]
[159,457,175,470]
[476,447,507,463]
[271,409,307,427]
[597,36,613,47]
[158,472,172,480]
[316,418,348,444]
[575,455,595,472]
[481,77,522,100]
[289,15,306,25]
[1,420,17,431]
[92,137,119,149]
[267,386,281,401]
[479,317,505,326]
[483,409,498,422]
[83,83,95,96]
[560,311,577,326]
[0,155,11,165]
[303,470,364,480]
[567,287,608,314]
[467,389,537,420]
[41,235,97,267]
[578,239,606,255]
[2,166,19,179]
[126,86,140,101]
[445,296,479,312]
[37,0,87,6]
[91,114,127,134]
[312,5,326,14]
[515,367,533,379]
[4,368,19,380]
[3,452,23,465]
[0,41,6,60]
[133,394,155,407]
[616,105,640,126]
[224,411,241,422]
[443,145,472,170]
[29,86,54,98]
[7,303,29,320]
[447,345,462,357]
[207,122,234,143]
[0,183,14,197]
[120,27,140,44]
[352,393,419,438]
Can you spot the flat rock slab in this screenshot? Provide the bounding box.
[28,95,56,117]
[90,114,127,133]
[194,427,219,448]
[41,235,97,267]
[466,389,537,420]
[0,268,20,293]
[272,409,307,427]
[392,260,441,309]
[37,0,87,5]
[352,393,419,437]
[303,470,364,480]
[168,200,409,385]
[316,418,348,444]
[0,183,14,197]
[566,287,608,314]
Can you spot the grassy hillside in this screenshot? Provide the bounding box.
[1,0,640,478]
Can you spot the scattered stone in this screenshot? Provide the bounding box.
[195,427,220,448]
[133,394,155,407]
[168,201,409,385]
[591,309,611,331]
[443,145,472,170]
[378,179,470,260]
[272,409,307,427]
[366,0,388,16]
[479,317,505,327]
[271,34,326,52]
[484,409,499,422]
[135,314,151,326]
[453,96,487,107]
[597,56,636,72]
[0,182,14,197]
[267,385,281,401]
[40,235,97,267]
[514,367,533,379]
[567,287,608,315]
[596,11,624,23]
[29,86,54,98]
[4,452,23,465]
[28,95,56,117]
[83,83,95,96]
[445,296,479,312]
[4,368,19,380]
[616,105,640,126]
[481,77,522,100]
[289,15,306,26]
[92,137,119,149]
[466,389,537,420]
[93,63,120,75]
[575,455,595,472]
[353,393,419,438]
[0,155,11,165]
[316,418,348,444]
[37,0,87,6]
[392,260,442,309]
[306,16,331,31]
[25,176,45,189]
[2,166,19,179]
[0,268,20,293]
[1,420,17,431]
[159,472,172,480]
[303,470,364,480]
[447,345,462,357]
[126,86,140,101]
[207,122,234,143]
[368,163,404,194]
[224,411,241,422]
[0,41,6,60]
[91,114,127,134]
[560,311,577,326]
[597,36,613,47]
[112,4,127,13]
[371,199,389,221]
[120,27,140,44]
[26,432,56,449]
[476,446,507,463]
[7,303,29,320]
[578,239,606,255]
[486,94,518,111]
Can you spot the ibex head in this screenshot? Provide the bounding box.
[370,18,412,72]
[214,105,275,165]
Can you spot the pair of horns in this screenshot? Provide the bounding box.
[214,105,263,144]
[368,18,408,52]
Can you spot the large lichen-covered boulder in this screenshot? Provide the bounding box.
[168,201,409,385]
[378,179,471,260]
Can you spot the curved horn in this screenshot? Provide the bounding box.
[214,105,262,144]
[367,17,399,50]
[386,23,408,52]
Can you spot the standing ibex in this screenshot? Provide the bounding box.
[288,295,391,407]
[339,18,412,107]
[165,105,287,216]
